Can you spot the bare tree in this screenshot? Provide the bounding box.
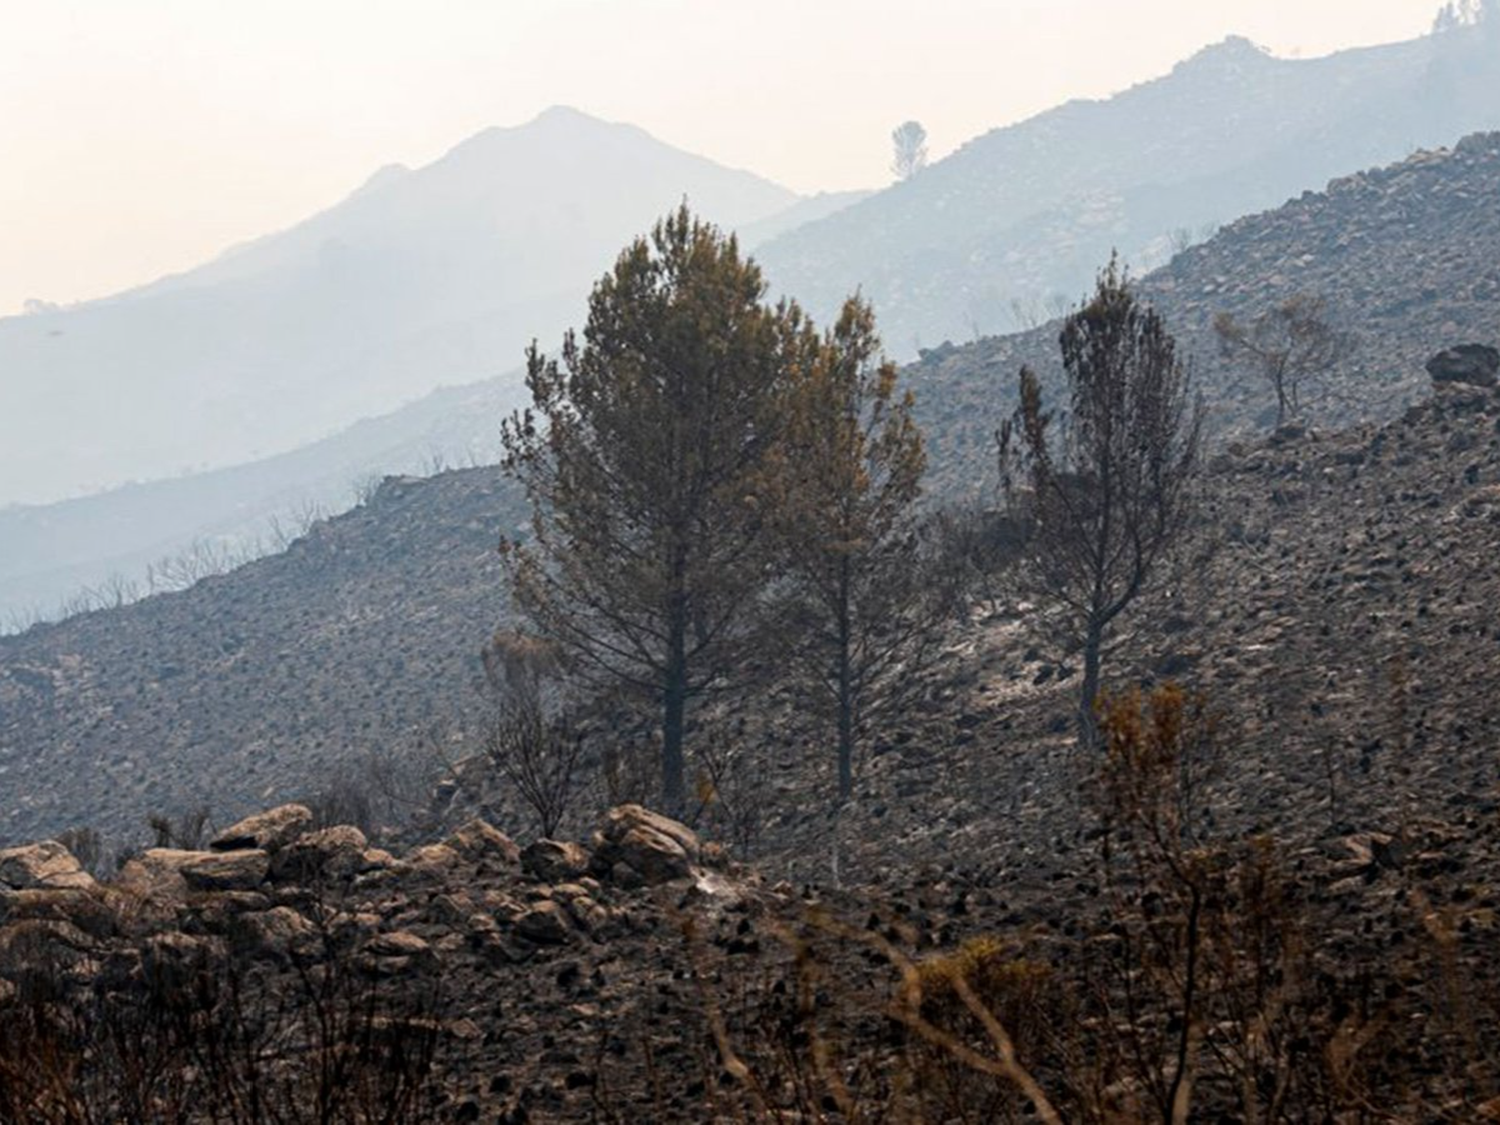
[999,258,1204,750]
[1433,0,1497,31]
[480,631,585,839]
[890,120,928,181]
[1213,294,1350,428]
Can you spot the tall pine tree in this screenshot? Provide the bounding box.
[767,297,946,803]
[499,206,801,814]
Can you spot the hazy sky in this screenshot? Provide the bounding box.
[1,0,1444,315]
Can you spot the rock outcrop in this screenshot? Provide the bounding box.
[1427,342,1500,387]
[0,840,93,891]
[209,803,313,852]
[591,804,702,886]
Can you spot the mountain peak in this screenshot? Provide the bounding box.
[532,104,599,126]
[352,162,411,198]
[1174,34,1272,72]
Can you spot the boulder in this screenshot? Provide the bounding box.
[521,839,591,884]
[118,848,207,901]
[210,804,313,852]
[141,932,221,990]
[268,825,370,883]
[443,819,521,867]
[361,929,439,975]
[0,840,93,890]
[130,848,269,893]
[366,930,433,958]
[591,805,700,885]
[405,842,461,873]
[0,887,116,939]
[515,900,573,945]
[235,906,321,962]
[1426,344,1499,389]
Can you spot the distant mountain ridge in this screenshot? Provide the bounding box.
[7,22,1498,627]
[757,24,1500,354]
[0,107,801,507]
[906,130,1500,498]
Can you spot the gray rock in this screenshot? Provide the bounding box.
[0,840,91,890]
[591,804,700,885]
[1426,344,1499,388]
[210,804,313,852]
[269,825,370,883]
[521,839,591,884]
[177,849,271,892]
[236,906,321,961]
[515,900,573,945]
[0,886,115,938]
[443,819,521,867]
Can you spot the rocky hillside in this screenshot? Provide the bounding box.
[2,132,1500,858]
[759,23,1500,355]
[0,469,526,845]
[910,130,1500,496]
[3,785,1497,1118]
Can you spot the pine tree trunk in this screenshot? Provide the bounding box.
[662,548,689,816]
[837,681,854,804]
[663,631,687,817]
[1078,619,1104,753]
[836,561,855,804]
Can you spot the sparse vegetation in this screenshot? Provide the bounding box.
[479,630,586,838]
[1214,293,1351,427]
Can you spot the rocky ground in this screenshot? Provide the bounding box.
[4,361,1500,1119]
[4,784,1498,1120]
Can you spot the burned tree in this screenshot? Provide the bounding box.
[1213,294,1349,427]
[999,258,1203,749]
[767,297,950,803]
[890,120,929,181]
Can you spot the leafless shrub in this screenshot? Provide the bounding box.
[0,885,446,1122]
[692,736,770,860]
[480,631,586,839]
[350,472,383,507]
[147,805,213,850]
[1214,293,1353,428]
[305,739,450,842]
[53,826,105,877]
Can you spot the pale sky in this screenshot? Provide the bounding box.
[0,0,1444,316]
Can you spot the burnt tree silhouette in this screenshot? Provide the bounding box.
[999,258,1203,750]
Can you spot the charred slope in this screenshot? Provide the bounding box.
[2,137,1500,859]
[911,131,1500,496]
[0,470,524,844]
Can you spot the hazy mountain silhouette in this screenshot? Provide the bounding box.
[756,24,1500,354]
[7,23,1497,627]
[0,107,799,507]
